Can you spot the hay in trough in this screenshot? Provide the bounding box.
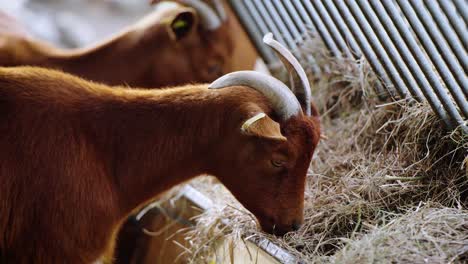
[179,36,468,263]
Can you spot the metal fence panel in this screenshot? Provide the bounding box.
[228,0,468,133]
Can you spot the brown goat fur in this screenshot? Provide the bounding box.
[0,2,234,88]
[0,66,320,263]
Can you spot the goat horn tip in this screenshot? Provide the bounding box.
[263,32,274,44]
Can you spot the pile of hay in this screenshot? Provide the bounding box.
[330,204,468,263]
[180,37,468,263]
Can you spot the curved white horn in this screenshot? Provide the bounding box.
[263,33,312,116]
[209,71,302,120]
[211,0,227,21]
[179,0,221,30]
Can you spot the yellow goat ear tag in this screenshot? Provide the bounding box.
[172,19,189,30]
[241,113,287,142]
[241,113,266,132]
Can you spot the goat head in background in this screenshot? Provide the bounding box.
[0,0,234,88]
[144,0,234,87]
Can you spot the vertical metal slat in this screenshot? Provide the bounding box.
[252,1,289,48]
[281,1,309,37]
[260,0,298,51]
[291,0,316,33]
[331,0,398,97]
[452,0,468,24]
[242,0,270,36]
[425,0,468,72]
[272,0,304,43]
[438,0,468,49]
[355,0,424,100]
[368,0,455,128]
[407,1,468,95]
[311,1,354,58]
[382,0,466,130]
[337,0,411,98]
[302,0,342,57]
[229,0,276,63]
[323,0,362,58]
[271,1,319,72]
[397,0,468,116]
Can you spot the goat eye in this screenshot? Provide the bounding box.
[271,160,284,168]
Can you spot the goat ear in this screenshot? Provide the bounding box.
[241,113,287,142]
[167,10,197,41]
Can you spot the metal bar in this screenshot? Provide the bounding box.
[331,0,399,97]
[252,0,289,48]
[231,1,320,74]
[271,1,320,72]
[242,0,270,36]
[397,0,468,116]
[260,0,299,50]
[291,0,316,33]
[272,0,304,42]
[230,0,276,63]
[282,0,309,36]
[290,1,326,74]
[382,0,467,130]
[322,0,362,58]
[311,0,354,58]
[369,0,455,128]
[354,0,424,100]
[322,0,377,93]
[336,0,411,98]
[453,0,468,24]
[228,0,467,133]
[425,0,468,72]
[410,1,468,79]
[438,0,468,49]
[302,0,342,57]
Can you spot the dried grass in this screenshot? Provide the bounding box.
[330,204,468,264]
[180,37,468,264]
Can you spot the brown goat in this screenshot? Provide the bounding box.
[0,34,320,263]
[0,0,233,88]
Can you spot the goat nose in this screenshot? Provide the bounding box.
[291,221,302,231]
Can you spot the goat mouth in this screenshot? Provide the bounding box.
[259,222,293,236]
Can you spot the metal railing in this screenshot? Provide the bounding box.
[229,0,468,133]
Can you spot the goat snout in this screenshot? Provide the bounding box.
[260,218,303,236]
[291,220,302,231]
